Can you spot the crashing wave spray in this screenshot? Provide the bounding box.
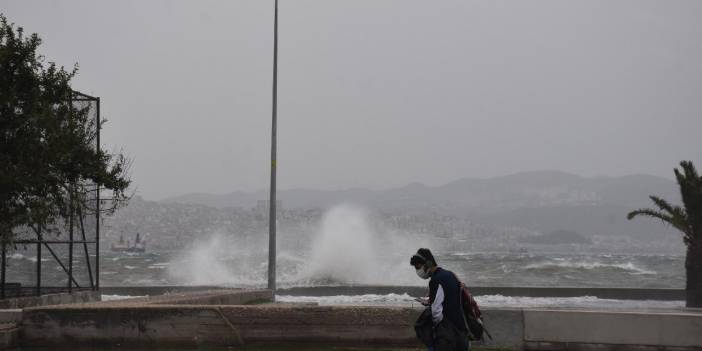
[300,204,421,285]
[166,205,423,287]
[166,232,264,286]
[302,205,379,284]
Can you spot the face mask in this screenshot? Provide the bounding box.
[416,266,430,280]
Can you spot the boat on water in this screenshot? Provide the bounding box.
[111,232,146,253]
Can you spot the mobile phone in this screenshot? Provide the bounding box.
[414,297,429,305]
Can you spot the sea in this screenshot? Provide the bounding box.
[97,251,684,289]
[4,249,686,309]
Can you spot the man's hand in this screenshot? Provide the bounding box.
[414,297,430,306]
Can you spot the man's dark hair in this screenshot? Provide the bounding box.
[410,248,437,267]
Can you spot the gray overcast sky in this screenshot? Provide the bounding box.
[3,0,701,200]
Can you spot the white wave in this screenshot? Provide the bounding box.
[165,233,274,287]
[101,294,145,301]
[297,205,422,286]
[8,253,50,262]
[164,206,422,288]
[475,294,684,309]
[524,260,656,275]
[120,277,168,285]
[300,205,381,284]
[124,265,137,270]
[276,293,684,309]
[276,293,417,306]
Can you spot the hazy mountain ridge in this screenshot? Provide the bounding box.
[162,171,677,214]
[157,171,679,241]
[100,171,685,253]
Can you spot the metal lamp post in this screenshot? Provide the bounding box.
[268,0,279,292]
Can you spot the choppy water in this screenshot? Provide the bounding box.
[4,249,685,289]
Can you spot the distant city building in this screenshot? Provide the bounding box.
[256,200,283,214]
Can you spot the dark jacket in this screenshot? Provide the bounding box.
[429,267,468,332]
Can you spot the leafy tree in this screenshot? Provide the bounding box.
[0,14,131,243]
[628,161,702,307]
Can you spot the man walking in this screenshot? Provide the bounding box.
[411,248,469,351]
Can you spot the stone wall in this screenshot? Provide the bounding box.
[21,305,419,348]
[523,309,702,350]
[0,291,99,309]
[17,290,702,350]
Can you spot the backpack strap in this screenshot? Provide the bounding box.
[449,271,470,329]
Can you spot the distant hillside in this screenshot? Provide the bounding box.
[162,171,677,212]
[161,171,677,239]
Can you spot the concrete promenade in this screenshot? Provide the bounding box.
[12,288,702,350]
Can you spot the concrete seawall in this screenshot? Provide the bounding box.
[0,290,99,309]
[0,290,100,349]
[22,305,420,348]
[18,289,702,350]
[524,309,702,350]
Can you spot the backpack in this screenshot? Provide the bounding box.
[459,283,489,341]
[452,273,492,341]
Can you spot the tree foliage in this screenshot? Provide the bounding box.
[627,161,701,248]
[0,14,131,242]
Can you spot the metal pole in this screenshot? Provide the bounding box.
[68,93,74,293]
[1,238,6,299]
[95,97,100,290]
[68,185,74,292]
[77,205,94,289]
[36,226,41,296]
[267,0,279,292]
[43,243,81,288]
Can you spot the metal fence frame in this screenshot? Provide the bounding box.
[1,90,101,298]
